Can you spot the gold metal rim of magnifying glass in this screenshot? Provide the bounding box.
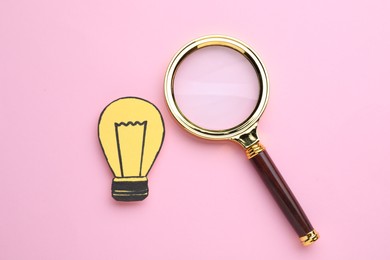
[164,35,269,146]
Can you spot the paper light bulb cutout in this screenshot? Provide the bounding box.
[98,97,165,201]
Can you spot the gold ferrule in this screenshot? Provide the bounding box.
[300,230,320,246]
[245,142,265,159]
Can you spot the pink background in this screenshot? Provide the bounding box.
[1,0,389,259]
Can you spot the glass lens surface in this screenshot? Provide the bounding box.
[173,46,260,131]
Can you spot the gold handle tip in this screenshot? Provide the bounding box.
[300,230,320,246]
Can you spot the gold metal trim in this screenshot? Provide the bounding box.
[300,230,320,246]
[164,35,269,150]
[246,142,265,159]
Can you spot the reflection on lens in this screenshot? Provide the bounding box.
[173,46,260,131]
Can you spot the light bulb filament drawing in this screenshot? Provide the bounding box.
[115,121,148,178]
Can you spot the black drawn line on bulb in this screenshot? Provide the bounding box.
[114,123,125,177]
[139,121,148,177]
[114,121,147,127]
[114,120,148,178]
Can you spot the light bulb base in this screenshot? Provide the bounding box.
[111,178,149,201]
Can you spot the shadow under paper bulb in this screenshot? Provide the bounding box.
[98,97,165,201]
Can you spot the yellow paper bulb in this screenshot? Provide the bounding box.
[98,97,165,201]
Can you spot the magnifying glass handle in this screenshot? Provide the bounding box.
[249,145,319,246]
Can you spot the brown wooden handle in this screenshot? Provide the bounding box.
[250,149,319,245]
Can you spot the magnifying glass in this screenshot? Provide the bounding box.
[164,35,319,246]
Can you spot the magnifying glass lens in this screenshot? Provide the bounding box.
[174,46,259,131]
